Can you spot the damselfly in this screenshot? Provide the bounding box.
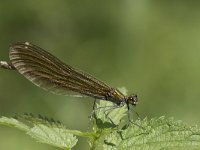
[0,42,138,120]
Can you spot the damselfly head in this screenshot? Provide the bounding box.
[127,94,138,105]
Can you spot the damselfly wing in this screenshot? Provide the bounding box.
[3,42,138,108]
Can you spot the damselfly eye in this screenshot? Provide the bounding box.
[127,94,138,105]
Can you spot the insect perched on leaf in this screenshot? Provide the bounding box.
[0,42,138,121]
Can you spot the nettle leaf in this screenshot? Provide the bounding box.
[95,101,127,126]
[94,87,128,127]
[0,116,29,131]
[0,114,78,150]
[28,124,77,149]
[102,117,200,150]
[1,101,200,150]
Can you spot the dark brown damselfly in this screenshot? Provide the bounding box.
[0,42,139,123]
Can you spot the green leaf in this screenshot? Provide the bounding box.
[28,124,77,149]
[0,114,78,150]
[1,101,200,150]
[0,116,29,131]
[94,87,129,126]
[102,116,200,150]
[95,101,127,126]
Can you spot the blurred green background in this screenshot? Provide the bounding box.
[0,1,200,149]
